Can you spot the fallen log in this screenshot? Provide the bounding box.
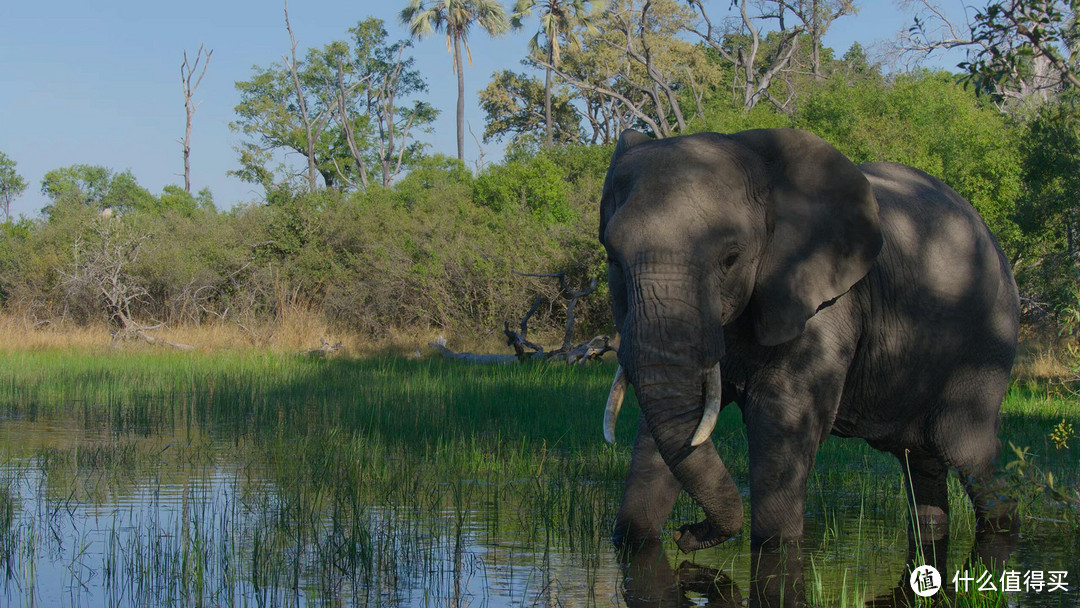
[304,337,343,358]
[135,330,196,351]
[429,336,542,364]
[428,270,615,365]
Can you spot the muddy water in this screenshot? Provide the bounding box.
[0,418,1076,607]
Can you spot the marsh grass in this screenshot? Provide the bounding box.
[0,350,1076,606]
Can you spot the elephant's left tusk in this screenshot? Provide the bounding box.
[603,366,628,444]
[690,363,723,447]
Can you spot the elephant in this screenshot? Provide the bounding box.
[598,128,1020,603]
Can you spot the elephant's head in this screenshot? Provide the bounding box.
[601,128,881,550]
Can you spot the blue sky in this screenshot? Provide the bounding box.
[0,0,968,218]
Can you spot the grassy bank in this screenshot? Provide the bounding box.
[0,350,1076,606]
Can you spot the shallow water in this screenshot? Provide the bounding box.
[0,365,1077,607]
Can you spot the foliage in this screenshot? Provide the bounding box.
[478,70,583,144]
[0,151,28,221]
[1050,418,1076,449]
[1012,103,1080,312]
[1,147,609,339]
[40,165,157,219]
[959,0,1079,97]
[473,151,573,223]
[1003,441,1080,529]
[231,18,435,193]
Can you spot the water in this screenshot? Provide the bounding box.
[0,369,1077,607]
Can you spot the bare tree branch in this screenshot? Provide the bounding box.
[180,45,213,193]
[283,2,332,192]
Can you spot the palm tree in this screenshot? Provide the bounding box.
[401,0,509,162]
[511,0,606,147]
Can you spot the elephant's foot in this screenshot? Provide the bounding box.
[674,519,736,553]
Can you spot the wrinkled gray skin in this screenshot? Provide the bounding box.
[602,128,1019,602]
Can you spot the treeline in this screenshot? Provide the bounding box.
[0,0,1077,341]
[0,148,610,339]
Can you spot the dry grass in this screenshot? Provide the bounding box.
[0,311,554,358]
[2,312,1073,382]
[1013,326,1078,383]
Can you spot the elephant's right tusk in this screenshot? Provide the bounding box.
[690,363,723,446]
[603,366,628,444]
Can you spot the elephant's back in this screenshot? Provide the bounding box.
[857,161,1017,323]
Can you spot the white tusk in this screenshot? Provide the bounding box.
[603,366,628,444]
[690,363,723,446]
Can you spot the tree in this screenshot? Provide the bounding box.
[682,0,853,113]
[283,3,330,193]
[231,18,434,193]
[0,151,28,222]
[400,0,510,161]
[1015,105,1080,308]
[785,0,858,80]
[684,0,802,111]
[536,0,710,138]
[479,70,582,145]
[339,20,437,188]
[180,45,213,194]
[511,0,607,147]
[960,0,1078,95]
[898,0,1075,109]
[40,165,156,219]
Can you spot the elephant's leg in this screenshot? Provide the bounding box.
[613,417,683,548]
[742,368,853,606]
[896,450,950,547]
[743,408,824,608]
[947,429,1019,572]
[935,373,1018,534]
[958,461,1020,572]
[954,438,1017,533]
[895,449,951,578]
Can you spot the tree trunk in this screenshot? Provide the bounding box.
[183,126,192,193]
[453,31,466,162]
[544,43,554,148]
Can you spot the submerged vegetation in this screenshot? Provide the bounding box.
[0,351,1076,606]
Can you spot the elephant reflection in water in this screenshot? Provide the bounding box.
[618,529,1018,607]
[598,128,1021,607]
[619,540,742,608]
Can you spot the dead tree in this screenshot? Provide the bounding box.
[685,0,807,112]
[430,270,615,365]
[59,218,193,350]
[180,45,212,193]
[283,2,332,192]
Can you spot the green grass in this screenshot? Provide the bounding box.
[0,349,1076,606]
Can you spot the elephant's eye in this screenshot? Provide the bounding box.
[721,250,740,270]
[607,256,620,268]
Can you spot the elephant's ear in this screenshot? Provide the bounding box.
[600,129,653,244]
[730,128,882,346]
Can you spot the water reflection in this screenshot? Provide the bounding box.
[619,526,1027,608]
[866,527,1021,608]
[620,540,742,607]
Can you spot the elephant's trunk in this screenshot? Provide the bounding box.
[630,361,743,552]
[608,265,742,551]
